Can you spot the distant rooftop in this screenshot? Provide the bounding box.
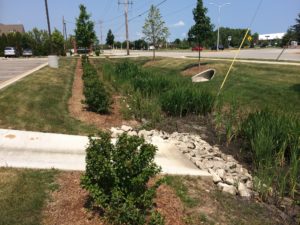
[0,24,25,35]
[259,33,285,40]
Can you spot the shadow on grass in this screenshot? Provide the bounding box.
[182,62,209,71]
[290,84,300,94]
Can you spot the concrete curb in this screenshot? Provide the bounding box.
[0,128,212,177]
[0,129,88,154]
[0,62,48,90]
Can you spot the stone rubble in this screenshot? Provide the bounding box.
[110,126,253,198]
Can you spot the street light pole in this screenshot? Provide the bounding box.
[210,2,230,51]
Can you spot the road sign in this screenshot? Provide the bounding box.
[228,36,232,41]
[247,36,252,42]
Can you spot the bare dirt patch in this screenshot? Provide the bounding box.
[68,59,138,131]
[43,172,185,225]
[155,184,185,225]
[181,65,210,77]
[175,176,295,225]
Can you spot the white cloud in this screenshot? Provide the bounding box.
[172,20,185,27]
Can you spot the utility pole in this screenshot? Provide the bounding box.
[99,20,103,47]
[63,16,66,52]
[44,0,53,54]
[118,0,133,55]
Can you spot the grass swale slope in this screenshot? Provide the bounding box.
[0,58,97,135]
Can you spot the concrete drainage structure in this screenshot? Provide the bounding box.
[192,69,216,82]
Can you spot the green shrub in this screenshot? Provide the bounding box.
[82,60,112,114]
[95,49,100,56]
[239,109,300,199]
[81,132,164,225]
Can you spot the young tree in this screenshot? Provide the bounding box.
[74,4,96,52]
[142,5,169,60]
[52,29,64,55]
[188,0,213,67]
[292,13,300,42]
[282,13,300,46]
[106,29,114,48]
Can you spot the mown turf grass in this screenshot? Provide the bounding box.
[0,58,97,135]
[0,168,58,225]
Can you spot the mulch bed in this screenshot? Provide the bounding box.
[68,58,138,131]
[42,172,185,225]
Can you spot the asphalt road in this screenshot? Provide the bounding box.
[0,58,48,84]
[105,48,300,61]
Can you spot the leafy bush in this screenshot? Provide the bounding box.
[81,132,164,225]
[95,49,100,56]
[239,109,300,199]
[82,60,112,114]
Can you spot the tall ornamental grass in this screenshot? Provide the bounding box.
[240,109,300,200]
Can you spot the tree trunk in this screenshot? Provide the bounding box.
[198,48,201,69]
[153,48,155,61]
[198,40,201,70]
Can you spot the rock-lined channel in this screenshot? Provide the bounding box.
[111,125,253,198]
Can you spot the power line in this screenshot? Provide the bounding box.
[128,0,167,22]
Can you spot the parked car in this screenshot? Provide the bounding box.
[77,47,90,54]
[148,45,155,50]
[22,48,33,57]
[211,45,224,50]
[4,47,18,57]
[192,46,203,51]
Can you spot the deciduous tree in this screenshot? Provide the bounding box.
[142,5,169,60]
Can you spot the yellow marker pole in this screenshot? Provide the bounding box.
[217,28,250,96]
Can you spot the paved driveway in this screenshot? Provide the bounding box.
[105,48,300,61]
[0,58,48,84]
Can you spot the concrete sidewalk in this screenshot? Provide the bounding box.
[0,129,211,177]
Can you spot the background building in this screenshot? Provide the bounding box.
[0,23,25,35]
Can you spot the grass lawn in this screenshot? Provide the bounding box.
[138,57,300,114]
[0,168,58,225]
[0,58,97,135]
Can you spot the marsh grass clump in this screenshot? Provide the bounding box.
[240,109,300,200]
[103,60,215,121]
[160,86,215,117]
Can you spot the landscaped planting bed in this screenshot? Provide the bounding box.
[92,58,300,220]
[100,60,215,123]
[82,57,112,114]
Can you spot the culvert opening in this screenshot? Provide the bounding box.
[192,69,216,83]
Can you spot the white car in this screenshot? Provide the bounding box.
[4,47,18,57]
[22,49,33,57]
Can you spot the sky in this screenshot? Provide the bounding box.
[0,0,299,42]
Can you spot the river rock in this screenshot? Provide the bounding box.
[209,169,222,183]
[238,182,252,199]
[217,182,237,195]
[216,168,226,179]
[121,125,132,132]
